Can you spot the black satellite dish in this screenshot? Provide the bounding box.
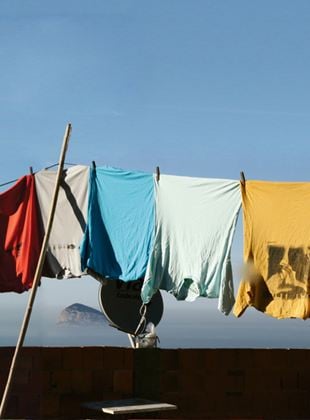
[98,279,163,335]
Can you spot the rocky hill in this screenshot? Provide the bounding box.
[57,303,107,326]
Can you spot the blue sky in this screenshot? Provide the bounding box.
[1,0,310,347]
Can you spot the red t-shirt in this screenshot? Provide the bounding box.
[0,175,43,293]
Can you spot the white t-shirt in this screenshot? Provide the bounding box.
[35,165,89,278]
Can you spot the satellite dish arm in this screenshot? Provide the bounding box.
[134,303,148,336]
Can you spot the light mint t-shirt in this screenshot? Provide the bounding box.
[141,174,241,314]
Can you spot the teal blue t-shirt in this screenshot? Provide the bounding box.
[81,166,155,281]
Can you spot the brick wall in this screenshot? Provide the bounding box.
[0,347,309,419]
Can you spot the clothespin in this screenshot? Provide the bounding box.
[29,166,33,175]
[240,171,246,187]
[156,166,160,182]
[92,161,96,170]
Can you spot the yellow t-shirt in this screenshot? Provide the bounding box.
[234,180,310,319]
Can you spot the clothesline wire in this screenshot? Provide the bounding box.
[0,162,77,188]
[44,162,76,170]
[0,178,19,188]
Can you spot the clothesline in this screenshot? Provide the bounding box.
[0,162,77,188]
[1,161,310,320]
[0,163,243,189]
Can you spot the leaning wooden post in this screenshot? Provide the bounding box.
[0,123,72,419]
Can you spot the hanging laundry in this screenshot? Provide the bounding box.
[140,175,241,314]
[81,166,155,282]
[234,181,310,319]
[35,165,89,279]
[0,175,42,293]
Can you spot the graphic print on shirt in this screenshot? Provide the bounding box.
[266,245,310,300]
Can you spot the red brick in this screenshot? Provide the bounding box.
[160,390,188,413]
[286,390,309,417]
[40,394,60,418]
[297,369,310,390]
[280,369,299,390]
[4,347,310,420]
[4,394,19,418]
[103,347,125,368]
[29,370,51,393]
[72,369,92,394]
[0,347,14,367]
[286,349,308,368]
[226,368,245,392]
[0,364,9,378]
[205,349,244,370]
[302,349,310,364]
[82,346,104,369]
[177,391,210,416]
[235,348,256,368]
[27,347,42,370]
[215,349,239,368]
[269,349,290,368]
[12,368,29,387]
[80,404,99,419]
[220,392,248,418]
[155,410,180,419]
[41,348,62,370]
[59,394,82,418]
[160,370,180,393]
[92,369,114,394]
[231,393,256,418]
[100,390,123,400]
[113,369,133,395]
[51,369,72,393]
[18,393,40,418]
[266,391,291,417]
[159,391,180,406]
[203,370,226,394]
[179,371,204,393]
[178,349,205,371]
[204,349,219,370]
[0,370,9,394]
[253,349,272,369]
[123,347,134,369]
[62,347,83,369]
[161,349,179,370]
[244,369,281,393]
[17,347,35,369]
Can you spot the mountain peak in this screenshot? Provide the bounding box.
[58,303,107,326]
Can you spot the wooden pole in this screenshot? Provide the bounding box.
[0,123,72,419]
